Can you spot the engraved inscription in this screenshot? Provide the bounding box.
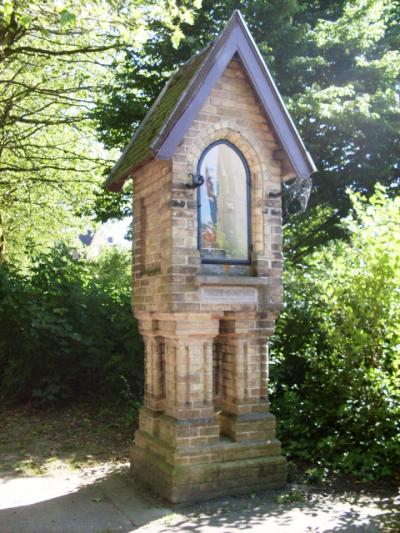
[199,286,257,303]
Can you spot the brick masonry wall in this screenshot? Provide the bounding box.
[131,55,289,423]
[132,159,172,312]
[170,56,285,314]
[132,55,288,316]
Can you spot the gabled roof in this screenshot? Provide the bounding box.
[105,10,316,192]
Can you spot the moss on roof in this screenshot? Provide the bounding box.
[105,45,212,189]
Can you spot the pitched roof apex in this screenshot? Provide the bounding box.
[148,13,245,156]
[105,10,316,192]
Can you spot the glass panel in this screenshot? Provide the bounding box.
[199,142,249,262]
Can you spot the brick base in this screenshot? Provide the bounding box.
[130,429,287,503]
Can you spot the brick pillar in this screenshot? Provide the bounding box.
[157,315,220,451]
[136,319,166,438]
[216,312,277,442]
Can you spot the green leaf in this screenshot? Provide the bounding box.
[18,14,33,28]
[38,26,51,37]
[181,10,194,25]
[59,9,76,27]
[3,0,14,24]
[171,28,184,49]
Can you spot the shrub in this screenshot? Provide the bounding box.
[271,187,400,481]
[0,245,143,405]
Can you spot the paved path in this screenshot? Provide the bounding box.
[0,466,399,532]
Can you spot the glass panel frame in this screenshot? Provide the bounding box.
[197,139,252,265]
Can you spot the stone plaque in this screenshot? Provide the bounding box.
[199,286,257,304]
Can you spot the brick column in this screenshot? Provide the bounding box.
[216,312,277,442]
[136,318,166,438]
[157,314,220,450]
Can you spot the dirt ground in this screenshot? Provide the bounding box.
[0,404,399,533]
[0,403,133,478]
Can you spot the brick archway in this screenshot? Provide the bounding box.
[185,125,266,259]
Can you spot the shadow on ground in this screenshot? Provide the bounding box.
[0,466,399,533]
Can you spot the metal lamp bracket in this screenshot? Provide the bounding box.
[186,173,205,189]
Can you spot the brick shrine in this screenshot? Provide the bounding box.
[105,10,316,503]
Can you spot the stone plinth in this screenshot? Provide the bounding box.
[132,429,286,503]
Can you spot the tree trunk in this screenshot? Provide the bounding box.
[0,212,6,261]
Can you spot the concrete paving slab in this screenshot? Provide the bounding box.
[137,492,400,533]
[0,467,399,533]
[0,484,135,533]
[105,485,170,527]
[99,472,171,527]
[0,475,81,510]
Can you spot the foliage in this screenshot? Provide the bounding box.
[292,0,400,209]
[0,0,199,259]
[0,245,143,405]
[276,489,305,504]
[93,0,400,236]
[283,204,343,264]
[270,187,400,481]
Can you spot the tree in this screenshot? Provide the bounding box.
[0,0,198,260]
[93,0,400,243]
[291,0,400,207]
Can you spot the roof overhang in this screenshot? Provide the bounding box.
[105,10,316,192]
